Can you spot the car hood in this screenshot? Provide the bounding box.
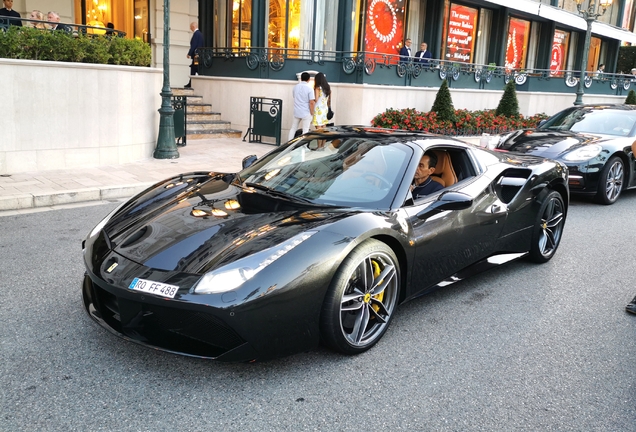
[102,173,351,274]
[497,129,606,158]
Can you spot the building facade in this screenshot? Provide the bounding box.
[7,1,636,86]
[200,0,636,75]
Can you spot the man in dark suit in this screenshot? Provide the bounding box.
[186,21,204,88]
[411,151,444,199]
[0,0,22,27]
[398,39,412,64]
[47,11,71,31]
[414,42,432,64]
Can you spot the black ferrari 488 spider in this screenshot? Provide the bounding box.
[82,126,569,362]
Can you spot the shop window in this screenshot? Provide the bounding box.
[622,0,635,31]
[79,0,113,34]
[599,0,620,26]
[406,0,425,50]
[266,0,339,54]
[133,0,149,42]
[561,0,619,26]
[315,0,339,52]
[268,0,287,48]
[474,8,491,65]
[526,22,540,70]
[232,0,252,47]
[587,37,602,72]
[566,32,578,72]
[442,3,479,63]
[74,0,149,41]
[505,17,530,70]
[350,0,363,52]
[550,29,571,77]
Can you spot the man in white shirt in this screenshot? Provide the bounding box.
[288,72,315,141]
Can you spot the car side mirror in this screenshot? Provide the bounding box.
[416,191,473,220]
[242,155,258,169]
[537,119,547,128]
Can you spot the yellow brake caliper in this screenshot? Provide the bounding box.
[370,259,384,314]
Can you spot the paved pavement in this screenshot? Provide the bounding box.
[0,135,484,215]
[0,138,273,215]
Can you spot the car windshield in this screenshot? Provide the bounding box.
[238,136,413,208]
[539,107,636,137]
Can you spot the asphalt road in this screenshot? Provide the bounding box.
[1,192,635,431]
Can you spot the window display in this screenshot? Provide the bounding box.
[550,29,570,77]
[232,0,252,48]
[505,18,530,70]
[364,0,405,55]
[443,4,478,63]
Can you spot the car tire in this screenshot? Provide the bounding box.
[320,239,400,355]
[528,190,566,263]
[595,156,624,205]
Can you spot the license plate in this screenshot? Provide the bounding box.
[128,278,179,299]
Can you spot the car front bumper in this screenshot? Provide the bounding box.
[82,272,262,361]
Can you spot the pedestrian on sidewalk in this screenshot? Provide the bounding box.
[312,72,331,130]
[288,72,315,141]
[186,21,203,88]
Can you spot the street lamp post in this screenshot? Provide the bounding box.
[153,0,179,159]
[573,0,613,106]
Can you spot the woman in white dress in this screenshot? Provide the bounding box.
[312,72,331,129]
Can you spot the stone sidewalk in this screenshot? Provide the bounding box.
[0,138,273,213]
[0,134,486,215]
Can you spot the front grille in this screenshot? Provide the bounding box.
[87,280,245,358]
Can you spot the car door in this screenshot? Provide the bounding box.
[402,147,508,296]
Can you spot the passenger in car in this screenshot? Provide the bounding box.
[411,151,444,199]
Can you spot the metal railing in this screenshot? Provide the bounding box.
[0,17,126,37]
[197,47,635,96]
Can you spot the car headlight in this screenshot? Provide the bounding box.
[562,144,602,162]
[192,231,317,294]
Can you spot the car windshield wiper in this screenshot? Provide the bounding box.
[244,182,316,204]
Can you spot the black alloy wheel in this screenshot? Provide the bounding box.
[596,156,624,205]
[529,190,566,263]
[320,239,400,355]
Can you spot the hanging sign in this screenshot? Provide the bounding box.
[505,18,530,70]
[445,4,478,63]
[550,30,568,76]
[364,0,405,55]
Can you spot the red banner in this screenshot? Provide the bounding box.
[505,18,530,70]
[364,0,405,55]
[550,30,568,76]
[445,4,478,63]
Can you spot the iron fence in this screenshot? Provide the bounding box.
[197,46,635,96]
[0,18,126,37]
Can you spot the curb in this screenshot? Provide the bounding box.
[0,183,155,212]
